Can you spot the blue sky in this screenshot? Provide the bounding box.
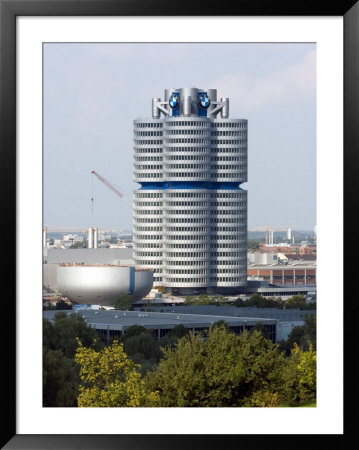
[43,43,316,231]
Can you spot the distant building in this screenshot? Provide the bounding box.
[43,247,152,305]
[43,309,277,342]
[247,260,316,286]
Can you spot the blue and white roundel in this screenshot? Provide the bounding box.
[198,94,210,109]
[169,94,179,109]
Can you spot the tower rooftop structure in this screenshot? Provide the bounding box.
[133,87,248,295]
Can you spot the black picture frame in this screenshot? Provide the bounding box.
[1,0,357,448]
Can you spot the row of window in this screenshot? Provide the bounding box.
[135,173,162,178]
[210,156,247,162]
[135,122,163,128]
[133,144,247,153]
[164,120,246,128]
[135,172,246,179]
[210,226,247,232]
[210,268,247,274]
[164,218,246,224]
[210,242,246,249]
[164,251,245,258]
[162,242,245,249]
[133,234,162,239]
[164,225,246,232]
[163,269,245,276]
[134,251,162,258]
[134,202,162,207]
[166,138,211,144]
[134,140,163,145]
[164,209,210,216]
[165,155,210,161]
[133,218,162,224]
[133,203,246,209]
[164,278,208,284]
[210,145,247,152]
[134,173,247,180]
[212,122,246,128]
[135,243,162,249]
[134,148,163,154]
[134,234,247,241]
[163,269,208,275]
[161,146,209,153]
[164,243,208,249]
[165,201,245,207]
[166,192,246,199]
[134,131,163,136]
[165,129,210,136]
[165,120,209,127]
[133,226,162,232]
[134,164,162,170]
[135,260,162,265]
[133,209,162,215]
[134,192,163,198]
[135,156,163,162]
[211,131,246,137]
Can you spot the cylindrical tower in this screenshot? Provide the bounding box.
[88,227,94,249]
[43,227,47,248]
[133,87,248,294]
[93,227,98,248]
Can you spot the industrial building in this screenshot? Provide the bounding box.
[133,87,248,295]
[43,309,277,342]
[42,233,153,305]
[247,260,316,286]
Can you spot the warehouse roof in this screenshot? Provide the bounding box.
[43,309,277,330]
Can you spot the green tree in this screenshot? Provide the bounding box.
[279,314,316,354]
[75,339,159,407]
[184,295,196,305]
[285,294,315,310]
[111,293,133,310]
[49,312,104,358]
[280,341,316,404]
[43,349,79,407]
[233,297,245,307]
[295,342,316,400]
[146,326,286,407]
[245,293,283,309]
[209,319,228,331]
[43,313,105,407]
[70,240,87,249]
[123,332,161,372]
[159,324,190,350]
[247,239,260,251]
[251,322,271,341]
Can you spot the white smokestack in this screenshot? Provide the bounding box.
[43,228,47,248]
[88,227,94,248]
[94,227,98,248]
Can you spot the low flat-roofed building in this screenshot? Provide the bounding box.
[43,309,277,342]
[247,261,316,286]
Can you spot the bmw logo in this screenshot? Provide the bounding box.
[169,93,179,109]
[198,93,210,109]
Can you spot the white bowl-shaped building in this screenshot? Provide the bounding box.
[57,263,153,305]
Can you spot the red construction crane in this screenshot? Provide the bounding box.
[91,170,132,207]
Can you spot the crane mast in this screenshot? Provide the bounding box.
[91,170,131,207]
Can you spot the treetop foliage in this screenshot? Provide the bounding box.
[75,340,159,407]
[146,326,292,407]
